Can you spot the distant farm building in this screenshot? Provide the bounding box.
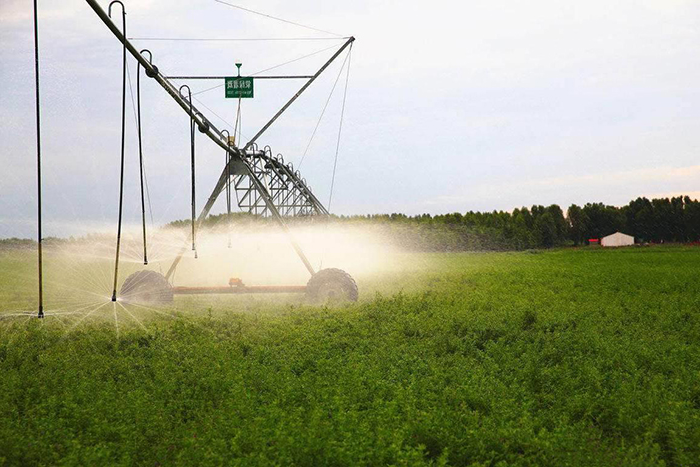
[601,232,634,247]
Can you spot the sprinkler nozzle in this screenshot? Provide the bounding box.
[38,306,44,319]
[111,291,117,302]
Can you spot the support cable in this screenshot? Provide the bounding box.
[233,98,242,146]
[189,43,340,97]
[251,44,341,76]
[328,45,352,212]
[196,95,246,140]
[238,106,243,150]
[129,36,346,42]
[143,164,154,224]
[170,75,313,80]
[320,45,352,271]
[110,0,126,303]
[33,0,44,318]
[179,85,198,258]
[191,82,225,97]
[213,0,343,37]
[298,50,351,170]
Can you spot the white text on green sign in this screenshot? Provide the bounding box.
[225,77,254,98]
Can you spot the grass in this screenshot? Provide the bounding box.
[0,246,699,465]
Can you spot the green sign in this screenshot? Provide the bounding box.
[225,77,254,98]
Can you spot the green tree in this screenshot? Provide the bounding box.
[567,204,589,245]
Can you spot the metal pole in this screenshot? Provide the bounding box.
[137,49,152,265]
[109,0,126,302]
[33,0,44,319]
[179,85,197,258]
[166,75,314,80]
[221,130,232,248]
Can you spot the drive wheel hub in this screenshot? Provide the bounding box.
[305,268,358,303]
[119,270,173,304]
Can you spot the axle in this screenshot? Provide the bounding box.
[173,285,306,295]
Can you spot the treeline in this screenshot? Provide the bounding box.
[6,196,695,252]
[568,196,700,245]
[0,237,75,250]
[164,195,700,251]
[336,196,700,250]
[338,205,567,250]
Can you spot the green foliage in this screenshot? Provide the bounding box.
[569,196,700,244]
[334,205,571,251]
[163,195,700,251]
[1,247,699,465]
[0,238,36,250]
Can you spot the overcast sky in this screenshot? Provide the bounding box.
[2,0,700,237]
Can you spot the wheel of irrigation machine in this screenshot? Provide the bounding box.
[305,268,358,303]
[119,270,174,304]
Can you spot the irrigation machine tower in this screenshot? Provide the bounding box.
[85,0,359,305]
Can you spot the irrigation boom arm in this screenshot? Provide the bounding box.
[85,0,353,281]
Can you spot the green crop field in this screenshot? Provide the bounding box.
[1,246,699,466]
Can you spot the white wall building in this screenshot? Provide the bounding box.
[601,232,634,247]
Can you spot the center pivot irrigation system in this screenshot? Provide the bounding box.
[41,0,358,311]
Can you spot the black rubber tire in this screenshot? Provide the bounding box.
[305,268,358,303]
[119,270,173,304]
